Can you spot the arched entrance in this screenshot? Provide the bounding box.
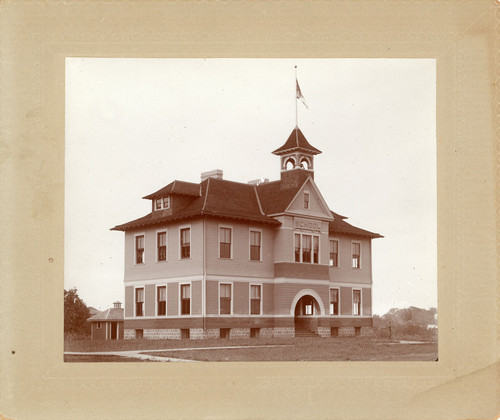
[293,295,321,337]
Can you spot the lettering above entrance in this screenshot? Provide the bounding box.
[294,218,321,232]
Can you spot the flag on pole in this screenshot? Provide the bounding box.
[296,79,308,109]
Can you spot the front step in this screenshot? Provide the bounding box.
[294,325,320,338]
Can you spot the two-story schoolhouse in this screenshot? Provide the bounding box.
[112,127,382,339]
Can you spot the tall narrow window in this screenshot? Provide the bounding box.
[250,230,261,261]
[330,288,339,315]
[250,285,261,315]
[353,289,361,315]
[163,196,170,209]
[180,284,190,315]
[219,284,231,315]
[135,288,144,317]
[157,286,166,316]
[304,192,310,209]
[329,240,339,267]
[302,235,312,263]
[180,228,190,259]
[155,198,162,210]
[135,235,145,264]
[352,242,361,268]
[294,234,301,262]
[157,231,167,261]
[313,236,319,264]
[219,227,231,259]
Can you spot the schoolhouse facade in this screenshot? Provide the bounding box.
[112,127,382,339]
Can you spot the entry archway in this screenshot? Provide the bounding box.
[290,289,325,337]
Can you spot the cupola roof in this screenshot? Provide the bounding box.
[272,127,322,156]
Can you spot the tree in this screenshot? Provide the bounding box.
[64,288,91,337]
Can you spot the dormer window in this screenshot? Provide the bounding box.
[154,196,171,210]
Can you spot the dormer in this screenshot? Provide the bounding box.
[143,180,200,215]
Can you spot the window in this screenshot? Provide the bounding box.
[302,235,312,263]
[294,233,320,264]
[353,289,361,316]
[219,227,232,259]
[352,242,361,268]
[330,288,339,315]
[96,322,102,329]
[157,231,167,261]
[180,228,190,259]
[294,234,301,262]
[250,328,260,338]
[181,329,190,339]
[250,230,261,261]
[136,329,143,339]
[157,286,166,316]
[220,328,230,339]
[219,284,231,315]
[155,196,170,210]
[135,235,144,264]
[329,240,339,267]
[250,285,261,315]
[313,236,319,264]
[180,284,190,315]
[135,288,144,317]
[304,192,310,209]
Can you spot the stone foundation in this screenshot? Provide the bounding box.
[317,327,331,338]
[338,327,356,337]
[230,328,251,339]
[124,329,135,340]
[259,328,274,338]
[144,328,180,339]
[273,327,295,338]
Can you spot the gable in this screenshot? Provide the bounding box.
[285,178,334,220]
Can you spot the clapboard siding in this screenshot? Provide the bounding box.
[192,280,202,315]
[340,286,352,315]
[124,219,204,282]
[206,280,218,315]
[145,284,155,317]
[263,283,274,315]
[205,219,275,277]
[167,283,178,316]
[233,282,249,315]
[125,286,134,317]
[273,282,329,315]
[329,235,372,285]
[362,287,372,316]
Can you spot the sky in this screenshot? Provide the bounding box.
[65,58,436,315]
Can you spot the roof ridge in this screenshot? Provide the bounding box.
[201,178,210,212]
[253,185,265,215]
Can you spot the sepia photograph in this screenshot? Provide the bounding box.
[64,58,437,362]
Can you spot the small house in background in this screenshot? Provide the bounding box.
[88,301,124,340]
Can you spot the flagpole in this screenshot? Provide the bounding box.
[295,66,298,128]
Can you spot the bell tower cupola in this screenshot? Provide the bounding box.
[272,127,322,187]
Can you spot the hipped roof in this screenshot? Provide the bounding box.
[87,307,124,322]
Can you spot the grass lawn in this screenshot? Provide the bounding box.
[65,336,437,362]
[142,338,437,361]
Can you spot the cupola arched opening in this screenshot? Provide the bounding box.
[300,157,311,170]
[284,157,296,170]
